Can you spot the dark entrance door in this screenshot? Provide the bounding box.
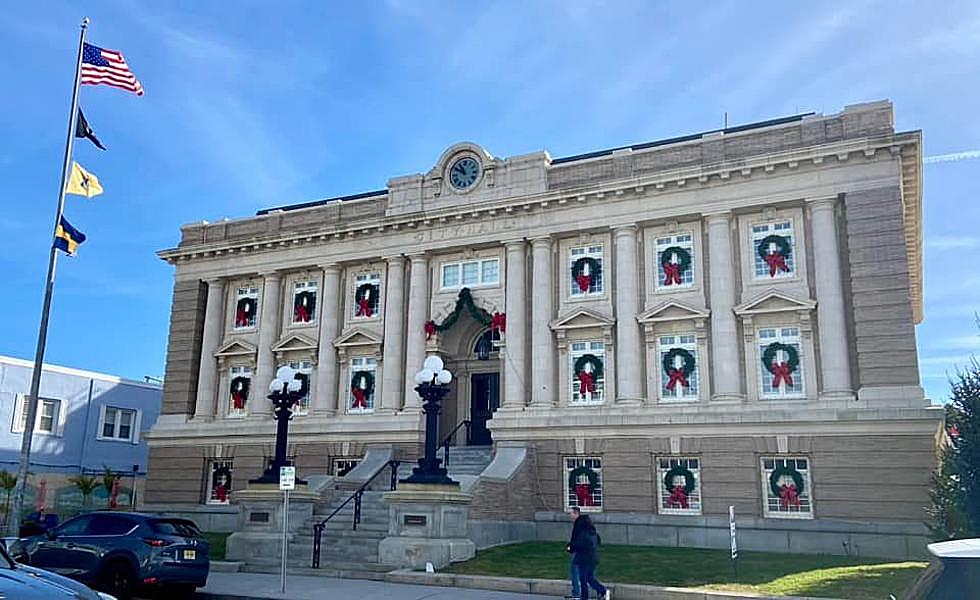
[469,373,499,446]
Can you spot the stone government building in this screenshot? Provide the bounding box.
[146,100,941,558]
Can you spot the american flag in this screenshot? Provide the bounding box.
[81,42,144,96]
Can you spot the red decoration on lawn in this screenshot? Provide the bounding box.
[667,485,689,509]
[662,262,683,286]
[666,368,689,391]
[771,361,794,390]
[424,320,436,340]
[351,387,368,409]
[577,371,596,395]
[574,483,594,507]
[763,251,789,277]
[491,312,507,334]
[779,483,801,509]
[109,479,121,509]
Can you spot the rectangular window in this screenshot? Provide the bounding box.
[234,286,259,329]
[206,460,233,505]
[99,406,138,441]
[659,334,700,401]
[570,245,604,296]
[758,327,805,398]
[570,341,605,405]
[440,258,500,289]
[565,457,603,512]
[229,366,252,417]
[656,234,695,289]
[348,356,378,413]
[285,360,312,415]
[752,221,796,280]
[352,273,381,319]
[762,457,813,518]
[13,396,61,434]
[292,280,318,324]
[332,458,360,477]
[657,456,702,515]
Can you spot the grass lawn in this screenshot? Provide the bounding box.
[445,542,926,600]
[204,532,229,560]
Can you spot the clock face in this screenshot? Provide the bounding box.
[449,157,480,190]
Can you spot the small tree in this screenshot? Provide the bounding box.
[68,475,99,511]
[927,359,980,539]
[101,466,121,509]
[0,471,16,525]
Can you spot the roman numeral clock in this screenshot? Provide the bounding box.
[448,156,480,190]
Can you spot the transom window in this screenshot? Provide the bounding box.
[234,286,259,329]
[440,258,499,289]
[565,457,603,512]
[99,406,137,441]
[758,327,804,398]
[348,356,378,413]
[657,457,702,515]
[333,458,360,477]
[752,221,796,280]
[656,234,695,289]
[206,460,233,505]
[292,280,318,324]
[12,395,60,435]
[228,365,252,417]
[570,341,605,405]
[761,457,813,518]
[570,245,604,296]
[283,360,312,415]
[658,334,699,401]
[352,273,381,319]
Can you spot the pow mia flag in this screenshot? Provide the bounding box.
[75,109,106,150]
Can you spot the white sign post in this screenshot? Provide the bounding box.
[729,505,738,580]
[279,466,295,594]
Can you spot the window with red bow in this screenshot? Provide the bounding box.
[655,234,695,290]
[570,341,605,405]
[657,457,701,515]
[206,460,233,505]
[564,457,602,512]
[659,334,699,401]
[228,365,252,417]
[292,280,318,325]
[758,328,805,398]
[348,356,377,413]
[762,457,813,518]
[569,245,604,297]
[234,286,259,329]
[352,273,381,319]
[752,221,796,280]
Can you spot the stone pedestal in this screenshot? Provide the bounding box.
[378,483,476,569]
[225,484,318,566]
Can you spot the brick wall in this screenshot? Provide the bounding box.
[468,449,542,520]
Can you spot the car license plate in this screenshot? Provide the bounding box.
[182,549,196,560]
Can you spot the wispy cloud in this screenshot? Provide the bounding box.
[926,235,980,250]
[924,150,980,164]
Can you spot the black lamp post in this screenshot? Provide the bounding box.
[250,366,308,485]
[401,356,457,486]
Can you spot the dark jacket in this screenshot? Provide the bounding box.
[568,516,601,566]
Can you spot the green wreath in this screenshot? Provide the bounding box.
[660,246,692,272]
[429,288,493,333]
[662,348,696,377]
[568,466,599,492]
[663,465,696,495]
[570,256,602,289]
[573,354,604,380]
[761,342,800,374]
[354,283,380,314]
[756,234,792,261]
[769,465,805,497]
[350,370,375,395]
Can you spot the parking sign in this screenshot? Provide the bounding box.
[279,466,296,491]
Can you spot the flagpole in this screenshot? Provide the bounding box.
[9,16,89,537]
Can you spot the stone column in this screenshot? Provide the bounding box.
[404,254,430,410]
[313,264,342,415]
[705,212,743,401]
[193,278,225,420]
[808,197,853,398]
[380,256,406,412]
[613,225,644,403]
[502,240,527,409]
[252,272,283,417]
[530,237,555,408]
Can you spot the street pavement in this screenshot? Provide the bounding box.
[189,572,556,599]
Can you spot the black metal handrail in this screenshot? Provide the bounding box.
[311,459,400,568]
[440,419,471,468]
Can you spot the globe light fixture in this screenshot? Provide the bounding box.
[402,355,457,486]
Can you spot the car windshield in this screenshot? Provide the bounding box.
[150,519,203,537]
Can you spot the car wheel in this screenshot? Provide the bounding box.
[97,560,135,600]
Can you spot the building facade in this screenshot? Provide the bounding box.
[147,101,941,555]
[0,356,161,517]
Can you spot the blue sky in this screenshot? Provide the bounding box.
[0,1,977,402]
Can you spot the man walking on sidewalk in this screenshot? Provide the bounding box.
[568,512,610,600]
[565,507,583,599]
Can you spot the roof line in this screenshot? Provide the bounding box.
[0,355,162,389]
[256,189,388,216]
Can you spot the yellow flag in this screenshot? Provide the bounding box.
[66,161,103,198]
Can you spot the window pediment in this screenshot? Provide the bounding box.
[334,327,383,349]
[214,339,257,359]
[638,300,710,324]
[271,333,318,354]
[734,289,815,316]
[550,308,615,332]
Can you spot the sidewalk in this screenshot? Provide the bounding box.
[196,572,556,599]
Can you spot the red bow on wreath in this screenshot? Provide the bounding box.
[662,262,683,286]
[213,483,227,503]
[424,320,436,340]
[574,483,594,507]
[771,361,794,390]
[668,485,689,509]
[491,312,507,334]
[666,368,689,391]
[356,297,373,317]
[577,371,596,394]
[764,251,789,277]
[779,483,801,508]
[351,387,368,409]
[232,391,246,410]
[235,309,249,327]
[576,273,592,292]
[294,304,310,323]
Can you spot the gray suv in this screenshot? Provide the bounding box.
[10,512,209,599]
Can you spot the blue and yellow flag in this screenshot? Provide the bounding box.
[66,161,103,198]
[54,216,86,256]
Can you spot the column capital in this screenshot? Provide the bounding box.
[259,270,283,281]
[503,238,527,250]
[319,263,342,274]
[383,254,406,266]
[805,196,839,211]
[611,224,639,237]
[529,236,553,249]
[703,211,732,225]
[406,252,428,264]
[204,277,224,286]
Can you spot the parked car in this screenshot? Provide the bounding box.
[900,538,980,599]
[8,511,209,599]
[0,538,116,599]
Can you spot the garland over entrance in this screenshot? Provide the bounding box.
[762,342,800,390]
[424,288,504,340]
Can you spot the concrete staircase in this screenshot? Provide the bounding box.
[444,445,493,477]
